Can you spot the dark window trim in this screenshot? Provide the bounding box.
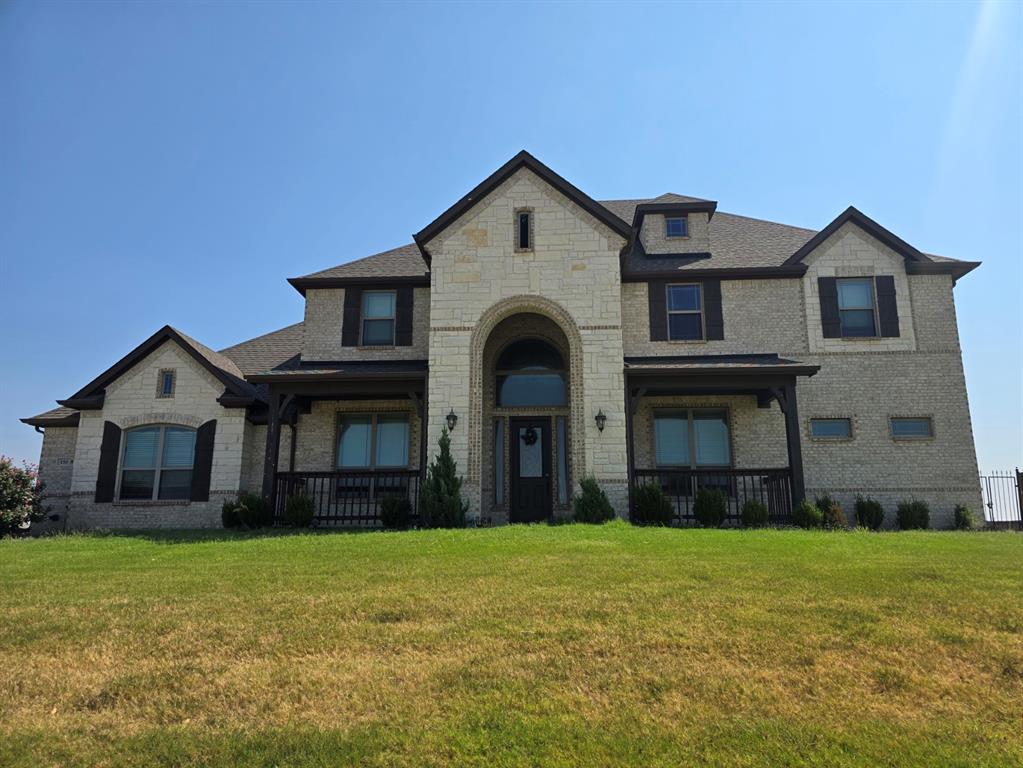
[665,216,689,238]
[836,276,880,339]
[808,417,854,441]
[360,289,397,347]
[335,411,412,469]
[652,406,733,469]
[666,283,705,342]
[514,207,534,252]
[116,424,196,502]
[889,416,935,440]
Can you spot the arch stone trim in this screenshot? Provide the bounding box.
[468,295,586,509]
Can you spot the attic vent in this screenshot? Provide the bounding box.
[515,208,533,251]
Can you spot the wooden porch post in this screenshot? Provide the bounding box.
[261,390,282,508]
[780,382,806,504]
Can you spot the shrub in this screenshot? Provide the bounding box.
[740,498,769,528]
[896,499,930,530]
[420,428,468,528]
[792,499,823,529]
[954,504,977,531]
[379,494,412,529]
[236,492,271,528]
[693,488,727,528]
[572,476,615,524]
[634,482,674,526]
[816,494,848,529]
[284,493,314,528]
[0,456,45,536]
[854,495,885,531]
[221,500,241,528]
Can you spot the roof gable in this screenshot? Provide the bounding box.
[784,206,929,266]
[57,326,261,410]
[413,150,632,265]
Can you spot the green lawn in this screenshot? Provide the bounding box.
[1,523,1021,767]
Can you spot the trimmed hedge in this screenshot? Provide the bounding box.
[792,500,823,529]
[284,493,314,528]
[854,495,885,531]
[634,482,674,526]
[379,495,412,529]
[740,498,769,528]
[954,504,977,531]
[693,488,727,528]
[896,499,930,530]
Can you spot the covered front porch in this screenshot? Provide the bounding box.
[624,355,820,526]
[251,361,428,527]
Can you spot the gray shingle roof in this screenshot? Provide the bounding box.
[218,322,304,376]
[20,406,80,427]
[294,243,429,282]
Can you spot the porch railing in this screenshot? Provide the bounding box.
[273,469,422,527]
[632,467,794,526]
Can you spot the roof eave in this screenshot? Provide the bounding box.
[287,274,431,296]
[784,206,928,266]
[20,413,81,428]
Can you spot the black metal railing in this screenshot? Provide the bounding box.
[273,469,422,527]
[631,467,794,526]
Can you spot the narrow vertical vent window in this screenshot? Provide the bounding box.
[515,209,532,250]
[157,369,176,398]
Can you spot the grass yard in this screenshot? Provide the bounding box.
[1,523,1021,767]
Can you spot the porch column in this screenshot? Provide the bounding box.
[261,391,282,504]
[780,382,806,504]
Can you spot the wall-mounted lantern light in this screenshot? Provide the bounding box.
[595,409,607,432]
[446,409,458,431]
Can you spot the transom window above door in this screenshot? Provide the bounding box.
[836,278,877,338]
[496,338,567,407]
[119,425,195,501]
[666,284,704,341]
[654,409,730,467]
[361,290,396,346]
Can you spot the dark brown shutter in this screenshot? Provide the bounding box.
[95,421,121,502]
[341,287,362,347]
[190,420,217,502]
[703,279,724,340]
[875,275,900,337]
[818,277,841,338]
[648,280,668,341]
[395,287,414,346]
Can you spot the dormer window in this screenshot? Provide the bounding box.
[515,208,533,251]
[666,216,688,238]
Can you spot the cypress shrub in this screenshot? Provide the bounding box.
[379,494,412,529]
[634,482,674,526]
[740,498,769,528]
[420,428,468,529]
[572,476,615,524]
[237,492,272,528]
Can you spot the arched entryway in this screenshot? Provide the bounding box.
[476,309,581,524]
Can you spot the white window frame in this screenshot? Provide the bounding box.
[666,283,705,341]
[836,277,879,339]
[360,290,396,347]
[116,424,196,501]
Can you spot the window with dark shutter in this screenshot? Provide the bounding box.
[875,275,900,337]
[817,277,841,338]
[190,420,216,502]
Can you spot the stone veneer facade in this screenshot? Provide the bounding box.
[31,162,982,529]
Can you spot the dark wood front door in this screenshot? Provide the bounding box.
[509,417,552,523]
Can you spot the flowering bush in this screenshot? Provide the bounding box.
[0,456,46,536]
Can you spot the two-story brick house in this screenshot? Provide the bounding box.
[22,151,982,529]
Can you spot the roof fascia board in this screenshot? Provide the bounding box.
[287,275,430,296]
[621,265,807,282]
[784,206,929,266]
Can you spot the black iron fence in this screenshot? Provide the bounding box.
[273,469,422,527]
[980,469,1022,529]
[631,467,794,526]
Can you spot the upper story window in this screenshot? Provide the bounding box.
[361,290,396,346]
[515,208,533,251]
[665,216,688,238]
[890,417,933,439]
[119,425,195,501]
[654,408,730,467]
[496,338,567,407]
[667,284,704,341]
[837,278,877,338]
[157,369,176,398]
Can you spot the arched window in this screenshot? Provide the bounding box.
[496,339,567,407]
[119,425,196,501]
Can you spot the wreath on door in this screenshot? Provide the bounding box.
[521,427,538,446]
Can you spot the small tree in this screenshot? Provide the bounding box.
[572,476,615,524]
[420,428,468,528]
[0,457,46,536]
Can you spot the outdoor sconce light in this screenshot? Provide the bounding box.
[595,409,607,432]
[446,409,458,431]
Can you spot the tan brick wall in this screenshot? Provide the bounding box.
[303,286,430,361]
[291,399,421,472]
[640,212,711,254]
[65,340,248,528]
[424,168,629,515]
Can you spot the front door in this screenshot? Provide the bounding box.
[509,417,552,523]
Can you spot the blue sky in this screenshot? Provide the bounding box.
[2,1,1020,471]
